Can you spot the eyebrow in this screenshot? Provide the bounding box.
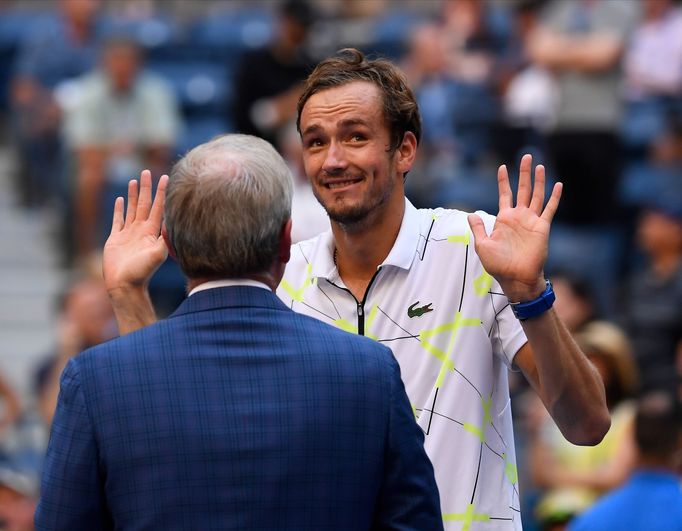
[301,118,371,137]
[301,124,322,137]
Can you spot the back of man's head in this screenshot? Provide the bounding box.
[165,134,293,279]
[634,392,681,468]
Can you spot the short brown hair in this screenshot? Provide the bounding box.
[296,48,421,152]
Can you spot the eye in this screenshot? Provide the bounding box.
[305,137,323,149]
[350,133,366,142]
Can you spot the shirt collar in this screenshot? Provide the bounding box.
[188,278,271,297]
[309,197,421,281]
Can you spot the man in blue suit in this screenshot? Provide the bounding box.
[35,134,442,530]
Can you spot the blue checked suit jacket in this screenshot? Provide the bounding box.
[35,286,442,530]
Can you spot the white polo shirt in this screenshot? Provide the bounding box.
[277,198,527,529]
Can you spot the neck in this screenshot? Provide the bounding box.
[332,194,405,299]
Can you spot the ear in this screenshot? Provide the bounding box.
[161,223,177,260]
[279,219,292,264]
[395,131,418,175]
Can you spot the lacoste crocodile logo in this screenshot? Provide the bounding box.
[408,301,434,318]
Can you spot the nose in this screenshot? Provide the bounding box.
[322,140,348,176]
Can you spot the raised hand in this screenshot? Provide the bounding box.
[103,169,169,295]
[467,154,561,302]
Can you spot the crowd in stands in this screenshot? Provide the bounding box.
[0,0,680,529]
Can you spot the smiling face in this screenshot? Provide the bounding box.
[299,81,415,229]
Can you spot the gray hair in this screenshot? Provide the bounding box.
[165,134,294,279]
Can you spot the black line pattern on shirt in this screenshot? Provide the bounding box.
[379,336,421,343]
[298,301,337,322]
[425,388,439,435]
[458,244,469,312]
[317,281,342,320]
[420,218,436,261]
[376,306,421,342]
[470,441,484,504]
[488,291,511,363]
[488,301,511,337]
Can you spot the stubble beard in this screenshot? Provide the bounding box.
[313,172,395,232]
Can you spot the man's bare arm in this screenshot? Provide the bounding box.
[103,170,168,334]
[468,156,610,445]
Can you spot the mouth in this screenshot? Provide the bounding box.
[324,177,363,190]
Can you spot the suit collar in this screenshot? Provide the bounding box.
[170,285,289,318]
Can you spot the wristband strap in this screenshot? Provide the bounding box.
[510,280,555,321]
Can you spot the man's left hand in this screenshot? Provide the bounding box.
[467,154,562,302]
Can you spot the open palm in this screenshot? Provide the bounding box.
[468,154,562,302]
[103,170,169,293]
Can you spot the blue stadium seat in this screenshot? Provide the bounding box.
[620,97,682,152]
[546,224,627,317]
[363,11,427,61]
[175,116,232,158]
[148,60,232,116]
[620,161,682,212]
[99,14,179,50]
[188,8,274,66]
[0,10,47,110]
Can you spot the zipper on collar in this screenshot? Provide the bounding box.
[329,267,382,336]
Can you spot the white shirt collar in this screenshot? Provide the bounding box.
[188,278,271,297]
[309,197,421,280]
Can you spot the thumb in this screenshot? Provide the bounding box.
[467,213,488,246]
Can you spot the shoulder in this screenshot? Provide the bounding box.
[285,231,330,277]
[421,205,495,235]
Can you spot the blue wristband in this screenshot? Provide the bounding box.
[510,280,555,321]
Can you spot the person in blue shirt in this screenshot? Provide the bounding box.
[569,391,682,531]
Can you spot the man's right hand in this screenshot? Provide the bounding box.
[103,169,168,334]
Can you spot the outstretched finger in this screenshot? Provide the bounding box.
[124,179,138,227]
[467,213,488,247]
[137,169,153,220]
[516,154,532,207]
[541,182,563,223]
[150,174,168,229]
[110,196,125,235]
[529,164,546,214]
[497,164,513,211]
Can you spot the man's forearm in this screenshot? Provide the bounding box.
[108,285,158,335]
[520,309,610,446]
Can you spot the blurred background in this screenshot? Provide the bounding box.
[0,0,680,529]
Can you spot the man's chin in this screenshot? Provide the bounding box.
[325,205,371,227]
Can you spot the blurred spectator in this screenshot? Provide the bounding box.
[551,270,598,334]
[0,373,21,438]
[528,0,638,225]
[442,0,505,85]
[495,0,554,165]
[278,123,329,243]
[569,391,682,531]
[232,0,316,150]
[621,201,682,394]
[623,0,682,100]
[62,36,181,261]
[34,275,116,427]
[439,0,504,166]
[529,321,638,530]
[10,0,103,209]
[0,467,37,531]
[401,22,459,205]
